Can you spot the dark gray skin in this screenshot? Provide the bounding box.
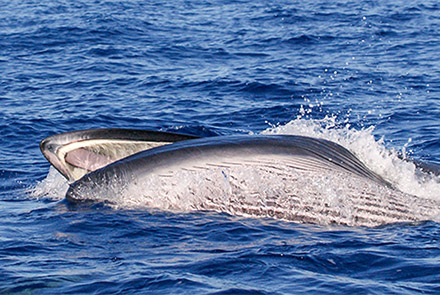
[66,135,391,202]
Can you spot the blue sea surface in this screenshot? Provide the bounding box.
[1,0,440,294]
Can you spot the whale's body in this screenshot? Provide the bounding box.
[41,129,440,226]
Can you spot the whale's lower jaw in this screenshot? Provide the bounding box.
[66,158,439,227]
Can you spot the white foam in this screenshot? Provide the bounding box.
[262,116,440,201]
[30,166,69,200]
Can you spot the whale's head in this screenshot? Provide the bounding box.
[40,128,199,182]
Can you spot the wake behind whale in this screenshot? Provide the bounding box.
[38,127,440,227]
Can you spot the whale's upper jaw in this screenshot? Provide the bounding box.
[39,128,200,182]
[40,135,118,182]
[40,136,69,180]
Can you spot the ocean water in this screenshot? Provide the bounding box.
[1,0,440,293]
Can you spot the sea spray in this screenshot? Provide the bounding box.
[30,166,68,200]
[262,117,440,201]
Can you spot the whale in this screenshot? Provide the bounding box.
[40,128,440,226]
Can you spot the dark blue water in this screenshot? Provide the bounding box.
[1,0,440,293]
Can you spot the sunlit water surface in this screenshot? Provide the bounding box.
[1,0,440,294]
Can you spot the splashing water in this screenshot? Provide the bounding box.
[263,117,440,201]
[31,166,69,200]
